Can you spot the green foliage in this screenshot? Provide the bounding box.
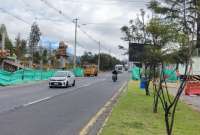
[80,52,121,71]
[81,52,96,64]
[5,37,14,54]
[121,17,144,43]
[98,53,121,71]
[15,34,27,60]
[42,49,48,64]
[29,22,41,54]
[0,24,14,54]
[33,51,41,64]
[0,24,8,37]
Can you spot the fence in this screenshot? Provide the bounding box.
[0,69,55,86]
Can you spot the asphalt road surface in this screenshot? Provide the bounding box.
[0,72,129,135]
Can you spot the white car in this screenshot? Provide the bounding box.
[49,71,76,88]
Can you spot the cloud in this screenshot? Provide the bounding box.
[0,0,149,60]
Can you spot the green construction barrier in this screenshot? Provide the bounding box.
[0,69,55,86]
[131,67,141,80]
[164,69,177,82]
[73,67,84,77]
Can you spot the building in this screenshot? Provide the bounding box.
[56,41,68,69]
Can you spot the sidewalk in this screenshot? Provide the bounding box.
[167,83,200,112]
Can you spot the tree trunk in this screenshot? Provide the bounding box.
[144,64,150,96]
[196,3,200,48]
[165,109,172,135]
[153,92,159,113]
[145,80,150,96]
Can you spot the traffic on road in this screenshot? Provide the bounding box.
[0,72,128,135]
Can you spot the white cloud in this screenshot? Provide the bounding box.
[0,0,149,60]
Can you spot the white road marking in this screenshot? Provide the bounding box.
[23,97,51,107]
[2,77,107,111]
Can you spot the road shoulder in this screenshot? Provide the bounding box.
[79,81,128,135]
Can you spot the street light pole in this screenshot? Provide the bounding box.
[73,18,78,69]
[98,41,101,73]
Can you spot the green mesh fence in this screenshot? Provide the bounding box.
[131,67,141,80]
[73,67,84,77]
[0,69,55,86]
[164,69,178,82]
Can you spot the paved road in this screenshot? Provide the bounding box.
[0,72,128,135]
[168,85,200,112]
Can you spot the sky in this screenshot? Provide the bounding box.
[0,0,150,60]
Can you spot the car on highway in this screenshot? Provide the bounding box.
[49,71,75,88]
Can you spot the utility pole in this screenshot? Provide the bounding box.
[73,18,78,69]
[98,41,101,73]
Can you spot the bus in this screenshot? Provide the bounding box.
[115,64,124,73]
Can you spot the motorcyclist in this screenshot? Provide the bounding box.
[112,69,118,80]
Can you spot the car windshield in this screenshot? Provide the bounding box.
[54,72,68,77]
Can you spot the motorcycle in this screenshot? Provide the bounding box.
[112,74,117,82]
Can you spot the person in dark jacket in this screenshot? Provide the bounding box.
[112,70,118,80]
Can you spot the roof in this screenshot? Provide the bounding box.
[3,60,24,68]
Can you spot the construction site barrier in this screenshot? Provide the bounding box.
[164,69,178,82]
[131,67,141,80]
[73,67,84,77]
[185,81,200,96]
[0,69,55,86]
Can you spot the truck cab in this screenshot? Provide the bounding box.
[83,64,98,77]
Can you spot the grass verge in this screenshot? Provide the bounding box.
[100,81,200,135]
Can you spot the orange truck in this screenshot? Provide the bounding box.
[83,64,98,77]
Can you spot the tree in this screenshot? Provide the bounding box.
[148,0,198,135]
[121,17,144,44]
[15,34,27,60]
[145,17,181,113]
[5,37,14,54]
[0,24,8,37]
[80,51,121,71]
[121,13,151,96]
[15,34,22,59]
[21,40,27,56]
[0,24,14,54]
[80,52,96,64]
[33,51,41,64]
[42,49,48,64]
[29,22,41,61]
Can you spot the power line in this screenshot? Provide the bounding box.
[40,0,73,23]
[0,8,30,25]
[0,6,105,57]
[39,0,111,52]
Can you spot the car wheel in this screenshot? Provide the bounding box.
[49,86,52,88]
[72,80,75,87]
[65,82,69,88]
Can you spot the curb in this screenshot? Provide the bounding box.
[0,80,47,90]
[79,81,128,135]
